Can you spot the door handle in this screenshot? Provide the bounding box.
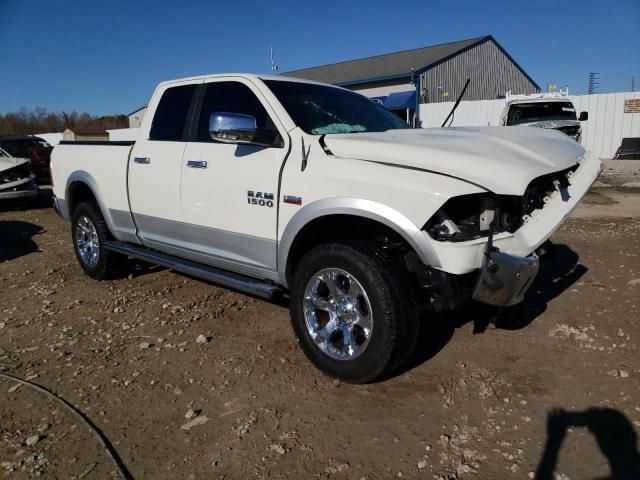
[186,160,208,169]
[134,156,151,164]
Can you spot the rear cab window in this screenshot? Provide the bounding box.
[149,84,198,141]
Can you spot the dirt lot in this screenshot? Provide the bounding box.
[1,165,639,479]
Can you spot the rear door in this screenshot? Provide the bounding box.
[128,81,201,249]
[178,78,289,277]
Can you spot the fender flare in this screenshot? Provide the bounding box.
[277,197,441,287]
[65,171,121,241]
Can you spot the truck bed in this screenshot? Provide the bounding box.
[51,142,135,241]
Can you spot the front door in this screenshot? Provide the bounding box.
[179,78,288,277]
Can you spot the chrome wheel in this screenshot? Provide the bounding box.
[75,215,100,268]
[303,268,373,360]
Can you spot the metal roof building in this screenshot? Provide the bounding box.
[284,35,539,124]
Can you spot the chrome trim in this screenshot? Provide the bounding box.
[104,240,282,299]
[75,215,100,267]
[303,268,373,360]
[208,112,279,147]
[133,156,151,164]
[472,250,539,307]
[277,197,441,287]
[186,160,208,169]
[210,112,256,132]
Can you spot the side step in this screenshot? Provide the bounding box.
[104,241,283,299]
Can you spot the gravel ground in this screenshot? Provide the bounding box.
[1,177,639,479]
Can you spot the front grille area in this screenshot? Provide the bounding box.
[522,164,578,215]
[499,164,580,232]
[424,163,582,242]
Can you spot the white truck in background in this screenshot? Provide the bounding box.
[501,90,589,143]
[51,74,600,383]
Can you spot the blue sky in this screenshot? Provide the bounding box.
[1,0,638,116]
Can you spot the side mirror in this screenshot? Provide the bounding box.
[209,112,279,147]
[579,111,588,121]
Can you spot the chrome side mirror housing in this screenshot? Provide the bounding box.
[209,112,280,147]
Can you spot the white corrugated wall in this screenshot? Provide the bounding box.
[419,92,640,159]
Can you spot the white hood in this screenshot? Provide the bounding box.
[0,156,30,173]
[322,126,585,195]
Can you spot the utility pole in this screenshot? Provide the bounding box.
[588,72,600,94]
[632,76,635,92]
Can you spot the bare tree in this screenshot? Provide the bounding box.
[0,107,128,135]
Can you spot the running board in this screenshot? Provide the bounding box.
[104,241,283,299]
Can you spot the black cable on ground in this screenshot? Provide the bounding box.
[0,371,133,480]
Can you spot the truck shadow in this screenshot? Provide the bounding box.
[0,221,43,262]
[467,243,588,333]
[535,407,640,480]
[401,243,587,375]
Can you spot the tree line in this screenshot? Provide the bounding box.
[0,106,128,135]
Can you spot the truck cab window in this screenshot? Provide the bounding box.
[197,82,276,142]
[149,84,197,141]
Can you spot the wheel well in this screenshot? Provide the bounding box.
[285,214,414,284]
[67,181,97,215]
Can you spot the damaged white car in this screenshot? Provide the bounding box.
[0,147,39,201]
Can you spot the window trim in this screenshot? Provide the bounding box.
[148,83,201,142]
[189,78,285,148]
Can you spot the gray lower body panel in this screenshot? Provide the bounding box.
[109,209,140,244]
[131,212,280,282]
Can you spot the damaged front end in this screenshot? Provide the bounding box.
[0,157,39,201]
[424,164,579,244]
[420,154,600,308]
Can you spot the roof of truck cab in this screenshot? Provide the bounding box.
[157,73,339,88]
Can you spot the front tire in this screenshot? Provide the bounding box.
[71,201,126,280]
[290,243,419,383]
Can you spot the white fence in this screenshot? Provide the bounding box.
[420,92,640,159]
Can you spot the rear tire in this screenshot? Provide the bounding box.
[71,201,127,280]
[289,242,419,383]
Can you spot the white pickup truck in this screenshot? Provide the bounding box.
[51,74,600,383]
[501,93,588,143]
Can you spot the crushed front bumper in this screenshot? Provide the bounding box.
[472,249,539,306]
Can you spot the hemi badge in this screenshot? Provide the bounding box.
[283,195,302,206]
